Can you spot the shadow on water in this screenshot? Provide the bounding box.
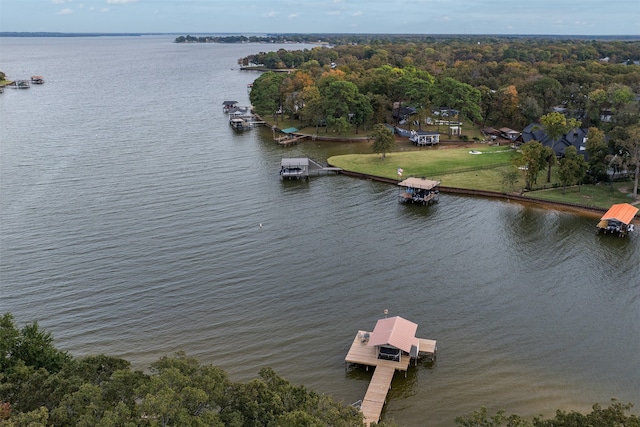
[398,201,440,220]
[279,177,311,193]
[345,360,436,398]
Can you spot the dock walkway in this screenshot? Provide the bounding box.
[361,365,395,424]
[345,330,411,426]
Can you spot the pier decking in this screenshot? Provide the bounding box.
[345,317,437,426]
[275,134,309,145]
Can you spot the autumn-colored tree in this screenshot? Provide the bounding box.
[496,85,520,126]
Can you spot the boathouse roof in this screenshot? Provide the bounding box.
[281,158,309,167]
[222,100,238,106]
[367,316,419,353]
[601,203,639,225]
[398,177,440,190]
[281,127,298,134]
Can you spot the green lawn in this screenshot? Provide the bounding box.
[329,147,638,210]
[526,183,636,208]
[328,146,516,179]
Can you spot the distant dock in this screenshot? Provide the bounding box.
[280,157,341,179]
[345,316,436,426]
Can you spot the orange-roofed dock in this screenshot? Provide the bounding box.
[597,203,638,237]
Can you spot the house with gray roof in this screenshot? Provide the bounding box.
[519,123,590,159]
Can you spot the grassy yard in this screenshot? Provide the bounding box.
[328,147,638,210]
[526,182,636,208]
[266,113,637,210]
[328,145,516,179]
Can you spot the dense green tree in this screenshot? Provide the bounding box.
[557,146,588,193]
[299,85,323,128]
[370,124,395,159]
[321,80,367,133]
[513,140,547,190]
[139,352,228,427]
[585,127,609,181]
[433,77,482,127]
[0,314,20,373]
[478,85,496,127]
[0,406,50,427]
[455,401,640,427]
[607,83,635,113]
[539,112,581,182]
[520,96,543,125]
[621,125,640,200]
[2,314,638,427]
[586,88,609,128]
[0,314,71,374]
[533,77,562,112]
[249,71,287,117]
[351,93,374,134]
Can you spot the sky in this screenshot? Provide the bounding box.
[1,0,639,36]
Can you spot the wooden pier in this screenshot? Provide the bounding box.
[275,134,309,145]
[345,317,437,426]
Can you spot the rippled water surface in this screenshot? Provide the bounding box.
[1,36,639,426]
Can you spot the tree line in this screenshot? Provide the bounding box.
[1,314,638,426]
[245,37,640,130]
[246,37,640,194]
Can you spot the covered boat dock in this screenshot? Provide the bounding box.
[398,177,441,205]
[345,316,436,426]
[596,203,638,237]
[280,158,341,179]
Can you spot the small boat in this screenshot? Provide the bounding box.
[31,76,44,84]
[596,203,638,237]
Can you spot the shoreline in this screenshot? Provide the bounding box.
[334,168,640,222]
[260,116,639,221]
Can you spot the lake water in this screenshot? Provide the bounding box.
[1,36,638,426]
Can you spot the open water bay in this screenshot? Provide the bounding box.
[1,36,638,426]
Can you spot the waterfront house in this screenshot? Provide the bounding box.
[519,123,589,158]
[499,127,520,141]
[409,130,440,146]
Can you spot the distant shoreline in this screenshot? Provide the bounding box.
[2,32,640,41]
